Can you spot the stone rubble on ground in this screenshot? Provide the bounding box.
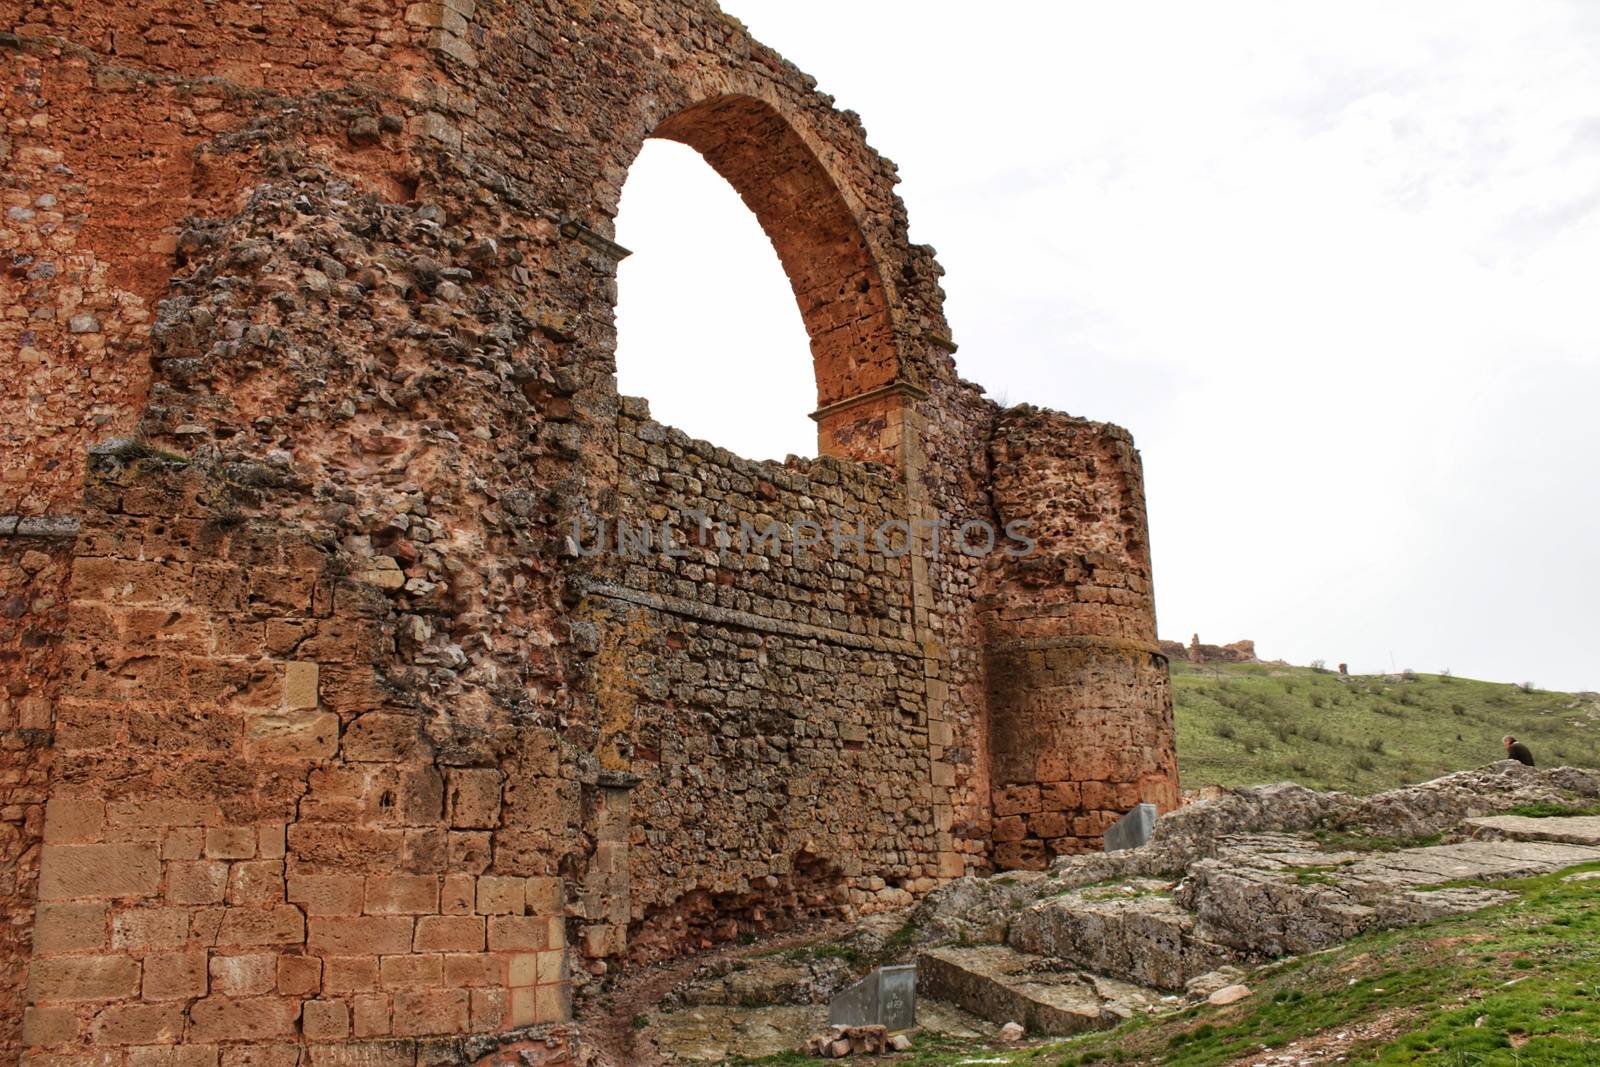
[801,1023,889,1058]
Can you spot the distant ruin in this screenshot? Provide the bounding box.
[0,2,1175,1062]
[1157,636,1259,665]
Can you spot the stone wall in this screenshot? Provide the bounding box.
[0,1,1177,1061]
[0,523,74,1061]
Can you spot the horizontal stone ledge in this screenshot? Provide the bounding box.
[810,379,931,423]
[985,634,1165,658]
[0,514,80,538]
[581,580,921,656]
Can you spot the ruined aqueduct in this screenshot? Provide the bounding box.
[0,0,1176,1061]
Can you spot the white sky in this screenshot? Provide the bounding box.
[614,1,1600,691]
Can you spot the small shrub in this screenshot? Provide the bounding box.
[1310,659,1328,673]
[1520,680,1538,694]
[1215,722,1236,740]
[1366,736,1386,754]
[1310,693,1327,708]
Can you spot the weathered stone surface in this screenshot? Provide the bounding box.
[1462,814,1600,846]
[918,945,1160,1037]
[1009,881,1235,991]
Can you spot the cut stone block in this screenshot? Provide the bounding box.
[918,945,1159,1037]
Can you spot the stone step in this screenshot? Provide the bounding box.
[917,944,1166,1037]
[1007,879,1237,992]
[1461,814,1600,847]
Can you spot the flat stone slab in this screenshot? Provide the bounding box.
[1339,839,1600,887]
[918,944,1162,1037]
[1462,815,1600,847]
[1177,835,1600,958]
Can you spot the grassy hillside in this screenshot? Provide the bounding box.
[1172,660,1600,794]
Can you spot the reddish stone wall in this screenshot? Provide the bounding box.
[0,526,74,1065]
[982,407,1178,869]
[0,0,1176,1059]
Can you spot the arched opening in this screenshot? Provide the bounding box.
[615,140,815,461]
[615,95,905,464]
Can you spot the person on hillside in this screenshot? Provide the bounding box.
[1503,735,1535,767]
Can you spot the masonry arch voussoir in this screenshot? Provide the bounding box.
[647,93,901,411]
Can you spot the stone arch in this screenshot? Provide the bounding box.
[646,94,902,430]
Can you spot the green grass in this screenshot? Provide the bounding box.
[732,860,1600,1065]
[1171,661,1600,794]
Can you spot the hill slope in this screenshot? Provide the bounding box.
[1172,660,1600,794]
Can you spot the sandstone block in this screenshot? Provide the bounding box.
[108,799,222,827]
[113,908,190,950]
[143,951,208,1000]
[33,901,108,952]
[379,954,441,990]
[310,916,413,955]
[305,1040,415,1067]
[443,953,498,987]
[414,915,485,952]
[215,906,305,946]
[21,1007,79,1048]
[210,954,278,997]
[28,956,142,1000]
[129,1046,220,1067]
[39,843,160,899]
[364,874,438,914]
[43,797,105,842]
[91,1003,185,1045]
[324,956,380,994]
[393,989,469,1036]
[474,876,524,915]
[487,915,546,951]
[283,660,319,708]
[288,874,364,916]
[188,997,299,1041]
[469,988,506,1033]
[248,709,339,760]
[167,861,228,905]
[352,994,391,1037]
[228,860,287,905]
[445,769,502,829]
[276,955,322,997]
[302,999,351,1040]
[205,826,257,859]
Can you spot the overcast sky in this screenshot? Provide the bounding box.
[614,1,1600,692]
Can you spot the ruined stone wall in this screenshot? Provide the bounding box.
[571,402,933,961]
[982,408,1178,868]
[1,0,1176,1060]
[0,525,74,1061]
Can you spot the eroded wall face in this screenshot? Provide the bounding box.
[0,0,1174,1060]
[568,405,952,963]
